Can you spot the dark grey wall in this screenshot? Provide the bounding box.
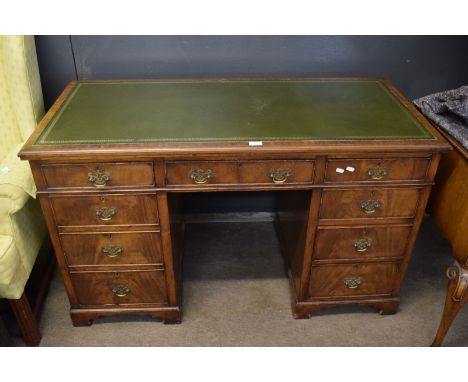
[34,35,468,212]
[36,35,468,109]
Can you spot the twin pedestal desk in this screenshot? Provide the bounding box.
[19,79,450,326]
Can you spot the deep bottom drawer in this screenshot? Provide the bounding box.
[70,269,168,306]
[308,263,398,299]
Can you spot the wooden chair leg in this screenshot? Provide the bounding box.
[8,292,41,346]
[431,262,468,347]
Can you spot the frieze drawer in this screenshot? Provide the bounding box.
[324,158,430,183]
[238,160,315,185]
[166,160,315,186]
[41,162,155,189]
[166,161,238,186]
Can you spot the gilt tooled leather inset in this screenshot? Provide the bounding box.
[35,79,433,145]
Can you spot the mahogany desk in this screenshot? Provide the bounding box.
[19,79,450,326]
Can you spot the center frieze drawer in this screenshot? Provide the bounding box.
[238,160,315,185]
[50,193,159,226]
[324,157,430,183]
[308,263,398,299]
[70,269,168,306]
[165,160,315,186]
[314,225,412,261]
[41,162,155,189]
[60,231,164,266]
[166,161,239,186]
[320,188,421,220]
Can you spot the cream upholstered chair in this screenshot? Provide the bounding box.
[0,35,47,345]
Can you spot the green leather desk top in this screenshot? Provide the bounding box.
[35,79,433,145]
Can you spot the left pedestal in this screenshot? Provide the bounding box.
[32,161,181,326]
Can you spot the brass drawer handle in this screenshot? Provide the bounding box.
[189,169,213,184]
[353,238,373,252]
[95,206,117,221]
[111,284,131,297]
[88,168,111,187]
[360,199,381,214]
[343,276,363,289]
[367,164,388,180]
[102,245,123,258]
[269,168,292,184]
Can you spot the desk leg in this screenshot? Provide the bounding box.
[432,261,468,346]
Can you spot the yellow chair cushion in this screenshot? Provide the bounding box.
[0,143,37,201]
[0,196,46,299]
[0,234,27,299]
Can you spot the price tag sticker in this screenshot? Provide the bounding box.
[248,141,263,146]
[346,166,355,172]
[335,167,345,174]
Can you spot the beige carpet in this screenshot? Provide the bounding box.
[17,216,468,346]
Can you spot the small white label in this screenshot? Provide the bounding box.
[346,166,355,172]
[248,141,263,146]
[335,167,345,173]
[1,166,10,173]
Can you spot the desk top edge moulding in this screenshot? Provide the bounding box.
[19,78,450,161]
[18,78,451,327]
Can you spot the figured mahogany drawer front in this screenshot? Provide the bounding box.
[60,231,163,266]
[70,270,168,306]
[166,161,238,186]
[238,160,315,185]
[41,162,155,189]
[308,263,398,298]
[314,225,412,261]
[166,160,315,186]
[320,188,420,220]
[325,158,430,183]
[50,194,159,226]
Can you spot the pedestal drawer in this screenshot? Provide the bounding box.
[325,158,430,183]
[41,162,155,189]
[50,193,159,226]
[60,231,163,266]
[70,269,168,306]
[320,188,420,220]
[308,263,398,298]
[314,225,412,261]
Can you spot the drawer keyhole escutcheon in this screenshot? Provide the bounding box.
[367,163,388,180]
[88,167,111,187]
[95,206,117,221]
[111,285,131,297]
[269,168,292,184]
[343,276,363,289]
[102,245,124,258]
[189,169,213,184]
[353,238,373,252]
